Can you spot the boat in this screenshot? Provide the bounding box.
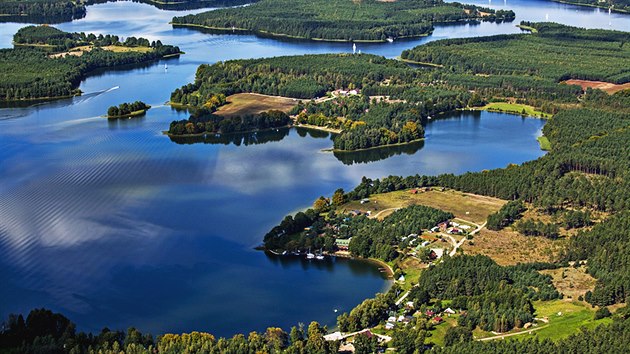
[164,63,168,70]
[316,254,325,260]
[386,38,394,43]
[306,248,315,259]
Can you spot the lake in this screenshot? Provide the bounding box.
[0,0,627,337]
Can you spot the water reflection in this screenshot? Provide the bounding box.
[168,127,291,146]
[334,140,426,165]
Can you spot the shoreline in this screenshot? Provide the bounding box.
[550,0,629,14]
[325,138,425,153]
[263,249,395,279]
[293,123,342,134]
[163,124,292,138]
[171,22,431,43]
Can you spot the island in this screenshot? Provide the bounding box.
[107,101,151,118]
[0,0,256,23]
[0,0,86,23]
[0,25,181,102]
[171,0,515,42]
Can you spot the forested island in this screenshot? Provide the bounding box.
[107,101,150,118]
[0,0,255,23]
[0,25,181,102]
[171,0,515,42]
[0,0,86,23]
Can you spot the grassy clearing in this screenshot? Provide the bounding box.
[427,315,458,347]
[529,300,613,341]
[537,136,551,150]
[397,257,426,290]
[215,93,298,118]
[102,45,153,53]
[461,228,563,266]
[340,189,505,225]
[540,266,596,300]
[49,45,153,58]
[481,102,552,118]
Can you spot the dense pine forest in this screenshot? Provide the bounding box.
[0,0,86,23]
[0,0,255,23]
[171,0,515,42]
[0,26,180,101]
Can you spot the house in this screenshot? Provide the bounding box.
[360,198,370,204]
[444,308,456,315]
[335,238,351,251]
[430,248,445,259]
[385,322,395,330]
[349,89,359,95]
[438,222,449,231]
[430,226,440,233]
[397,315,405,322]
[410,189,418,194]
[398,275,405,282]
[421,240,431,247]
[405,301,414,309]
[324,331,344,341]
[425,310,435,317]
[338,342,355,353]
[433,316,443,324]
[388,316,397,323]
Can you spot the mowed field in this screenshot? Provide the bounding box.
[564,79,630,94]
[215,93,299,118]
[340,188,506,224]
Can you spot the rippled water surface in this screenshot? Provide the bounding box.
[0,0,627,337]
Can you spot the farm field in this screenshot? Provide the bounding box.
[215,93,298,118]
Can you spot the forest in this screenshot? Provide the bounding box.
[0,308,341,353]
[0,0,256,23]
[107,101,150,118]
[0,0,86,23]
[167,110,291,136]
[169,53,480,150]
[1,26,180,101]
[401,22,630,84]
[171,0,514,42]
[263,203,453,261]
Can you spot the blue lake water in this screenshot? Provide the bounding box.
[0,0,627,337]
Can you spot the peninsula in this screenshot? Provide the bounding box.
[171,0,516,42]
[1,25,181,102]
